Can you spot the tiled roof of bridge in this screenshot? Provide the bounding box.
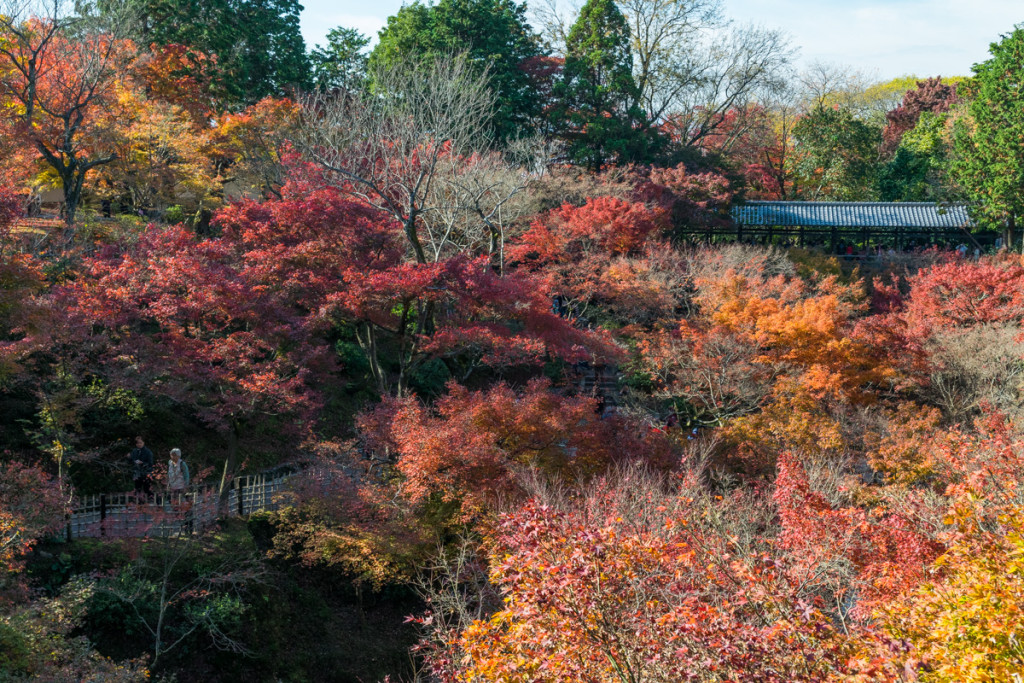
[732,202,974,228]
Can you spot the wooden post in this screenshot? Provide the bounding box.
[236,478,244,517]
[100,494,107,537]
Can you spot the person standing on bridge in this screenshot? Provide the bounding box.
[130,435,154,500]
[167,448,190,493]
[166,448,193,531]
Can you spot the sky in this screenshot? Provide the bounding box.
[299,0,1022,81]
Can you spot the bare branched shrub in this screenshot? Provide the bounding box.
[645,327,773,424]
[871,484,950,543]
[300,53,494,264]
[685,243,796,290]
[517,459,777,575]
[419,138,549,269]
[924,324,1024,424]
[804,452,854,508]
[526,164,640,212]
[659,24,795,148]
[411,535,501,681]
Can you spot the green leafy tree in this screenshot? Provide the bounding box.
[552,0,661,172]
[310,27,370,92]
[877,148,931,202]
[125,0,310,105]
[878,111,953,201]
[792,105,881,201]
[369,0,543,142]
[953,26,1024,246]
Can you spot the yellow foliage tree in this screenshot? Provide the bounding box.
[877,506,1024,681]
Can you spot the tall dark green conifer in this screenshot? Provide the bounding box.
[953,27,1024,246]
[310,27,370,92]
[124,0,310,106]
[553,0,661,171]
[369,0,544,142]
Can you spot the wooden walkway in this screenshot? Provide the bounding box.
[67,472,296,539]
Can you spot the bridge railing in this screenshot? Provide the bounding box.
[67,470,298,540]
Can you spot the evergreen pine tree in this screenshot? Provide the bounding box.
[124,0,310,106]
[953,27,1024,247]
[552,0,661,171]
[311,27,370,93]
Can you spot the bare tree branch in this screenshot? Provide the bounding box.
[300,52,495,265]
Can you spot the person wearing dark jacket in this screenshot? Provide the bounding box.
[130,435,154,499]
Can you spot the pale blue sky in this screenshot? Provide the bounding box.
[299,0,1022,80]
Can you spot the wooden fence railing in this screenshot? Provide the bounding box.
[67,471,297,540]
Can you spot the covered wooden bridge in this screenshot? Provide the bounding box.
[712,201,983,251]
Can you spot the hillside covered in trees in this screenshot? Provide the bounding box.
[2,0,1024,681]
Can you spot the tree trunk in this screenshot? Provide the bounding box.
[404,213,427,265]
[419,299,436,338]
[1005,214,1016,252]
[487,224,503,273]
[356,322,390,397]
[62,172,85,227]
[50,159,81,228]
